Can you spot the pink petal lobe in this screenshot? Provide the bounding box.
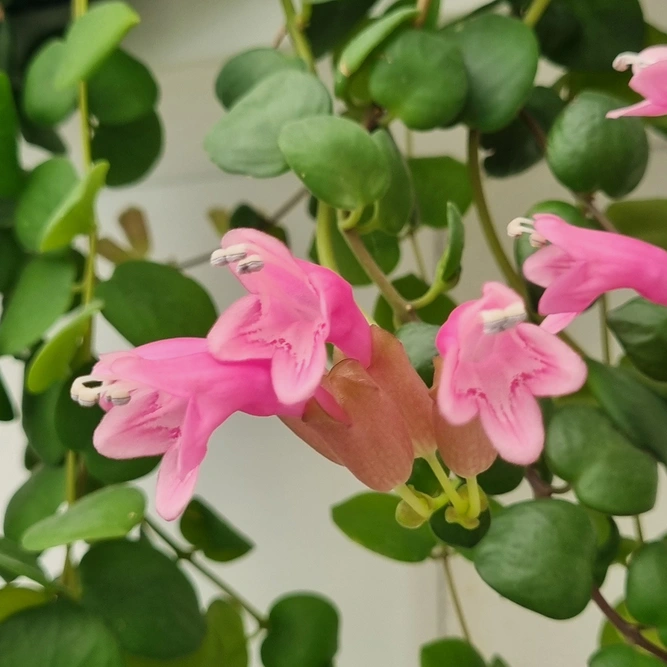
[629,60,667,105]
[540,312,578,334]
[155,445,201,521]
[607,100,667,118]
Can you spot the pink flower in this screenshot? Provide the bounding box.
[71,338,302,520]
[509,214,667,333]
[207,229,371,405]
[607,47,667,118]
[435,282,587,465]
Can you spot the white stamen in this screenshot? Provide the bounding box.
[481,302,527,335]
[210,244,248,267]
[507,217,547,248]
[104,382,133,406]
[70,375,104,407]
[612,52,641,72]
[236,254,264,274]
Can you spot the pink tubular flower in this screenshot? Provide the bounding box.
[71,338,302,520]
[607,47,667,119]
[509,214,667,333]
[435,282,587,465]
[207,228,371,406]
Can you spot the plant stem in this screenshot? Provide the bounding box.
[600,295,612,364]
[465,476,481,519]
[272,187,308,221]
[442,553,472,643]
[338,207,365,232]
[592,589,667,664]
[467,131,525,295]
[145,518,268,628]
[415,0,434,27]
[280,0,315,72]
[425,453,467,515]
[395,484,431,518]
[522,0,552,27]
[634,516,645,544]
[409,231,428,280]
[342,228,418,323]
[316,202,339,272]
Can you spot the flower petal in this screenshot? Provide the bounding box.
[522,244,577,288]
[271,333,327,405]
[540,312,578,334]
[155,445,201,521]
[629,60,667,105]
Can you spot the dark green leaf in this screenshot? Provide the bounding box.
[92,112,162,186]
[0,600,124,667]
[606,199,667,252]
[0,373,13,421]
[430,506,491,548]
[408,156,472,228]
[206,71,331,179]
[20,115,67,154]
[261,594,339,667]
[407,457,442,498]
[96,260,217,345]
[0,71,23,199]
[332,492,436,562]
[229,204,289,245]
[88,49,159,125]
[180,498,253,563]
[395,322,440,385]
[4,466,66,542]
[446,14,539,132]
[421,638,486,667]
[0,230,24,293]
[83,446,160,485]
[547,91,648,198]
[587,509,620,587]
[474,499,596,619]
[590,644,664,667]
[0,256,75,355]
[22,380,66,466]
[477,457,524,496]
[626,541,667,629]
[80,539,206,659]
[0,537,48,585]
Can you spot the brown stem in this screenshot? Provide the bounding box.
[414,0,434,27]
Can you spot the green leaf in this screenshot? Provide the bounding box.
[587,509,620,587]
[606,200,667,252]
[446,14,539,133]
[56,1,140,89]
[370,29,468,130]
[421,638,486,667]
[0,230,25,293]
[261,594,339,667]
[586,359,667,467]
[481,87,565,178]
[435,202,465,285]
[22,381,66,466]
[92,112,162,186]
[332,492,436,562]
[0,373,13,421]
[626,541,667,629]
[0,256,75,355]
[215,47,305,109]
[229,204,289,245]
[546,406,657,515]
[4,466,66,542]
[371,129,414,235]
[477,457,524,496]
[0,600,124,667]
[430,506,491,548]
[22,39,77,126]
[384,0,440,29]
[474,499,596,619]
[180,497,253,563]
[374,274,455,334]
[97,260,217,345]
[0,537,48,585]
[27,300,102,394]
[22,485,145,551]
[0,586,52,623]
[590,645,665,667]
[15,157,108,253]
[408,156,472,228]
[206,70,331,179]
[279,116,389,210]
[88,49,159,125]
[608,299,667,382]
[600,600,666,651]
[20,115,67,155]
[81,540,206,659]
[83,446,160,485]
[407,457,442,498]
[0,72,23,199]
[395,322,440,385]
[547,92,648,198]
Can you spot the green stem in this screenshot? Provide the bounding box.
[442,553,472,643]
[600,295,612,364]
[424,453,467,515]
[145,518,268,628]
[342,228,418,323]
[409,231,428,280]
[338,206,365,231]
[280,0,315,72]
[467,130,525,295]
[395,484,431,518]
[634,516,645,544]
[522,0,552,27]
[316,202,339,272]
[465,476,481,519]
[411,279,446,310]
[415,0,434,27]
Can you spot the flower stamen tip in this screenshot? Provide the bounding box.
[612,52,639,72]
[236,254,264,274]
[507,217,546,247]
[481,302,527,335]
[210,244,248,267]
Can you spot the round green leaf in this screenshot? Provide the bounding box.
[88,49,159,125]
[22,485,146,551]
[22,39,77,126]
[408,156,472,227]
[92,112,162,186]
[0,537,48,585]
[395,322,440,386]
[477,457,524,495]
[474,499,596,619]
[0,230,25,293]
[0,72,23,199]
[606,200,667,252]
[447,14,539,132]
[180,498,253,563]
[626,541,667,629]
[22,380,66,466]
[80,540,206,659]
[55,1,140,89]
[331,492,437,562]
[229,204,290,245]
[547,91,648,198]
[206,70,332,178]
[370,29,468,130]
[546,406,657,515]
[216,47,305,109]
[4,466,66,542]
[588,509,620,587]
[430,506,491,548]
[83,446,160,485]
[0,586,52,624]
[590,644,665,667]
[279,116,389,210]
[20,116,67,155]
[407,458,442,498]
[0,600,124,667]
[261,594,339,667]
[96,260,217,345]
[0,256,75,355]
[421,639,486,667]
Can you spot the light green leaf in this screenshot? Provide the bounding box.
[0,585,52,623]
[435,202,464,284]
[590,644,665,667]
[421,639,486,667]
[0,537,49,586]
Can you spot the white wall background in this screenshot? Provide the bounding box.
[2,1,667,665]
